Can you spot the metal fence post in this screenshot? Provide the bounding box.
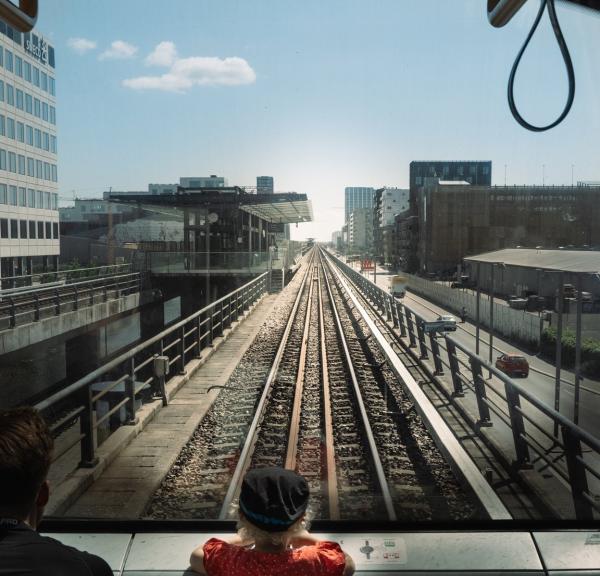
[125,357,139,425]
[405,309,417,348]
[196,315,203,358]
[397,303,407,337]
[561,425,593,520]
[54,289,60,315]
[208,308,214,346]
[504,381,530,467]
[446,340,464,396]
[79,385,98,467]
[469,357,492,427]
[416,320,428,359]
[430,333,443,374]
[179,325,186,374]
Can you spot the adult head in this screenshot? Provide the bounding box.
[237,467,310,545]
[0,407,53,527]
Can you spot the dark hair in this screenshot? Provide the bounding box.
[0,407,54,518]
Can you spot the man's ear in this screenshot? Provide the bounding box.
[36,480,50,507]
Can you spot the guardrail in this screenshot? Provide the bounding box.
[35,272,269,469]
[0,263,133,292]
[0,273,141,331]
[325,250,600,521]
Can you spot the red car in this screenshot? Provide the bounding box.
[495,354,529,378]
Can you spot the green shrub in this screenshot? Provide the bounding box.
[541,327,600,378]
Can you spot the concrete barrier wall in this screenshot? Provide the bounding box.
[406,274,542,346]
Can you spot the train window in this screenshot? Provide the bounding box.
[1,5,599,573]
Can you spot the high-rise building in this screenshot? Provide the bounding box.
[345,187,374,223]
[0,25,59,282]
[348,208,373,252]
[373,187,409,264]
[257,176,274,194]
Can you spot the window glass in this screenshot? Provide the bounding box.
[52,221,58,239]
[0,218,7,238]
[0,114,4,137]
[17,154,25,175]
[49,105,56,124]
[0,149,5,171]
[0,46,3,68]
[44,162,50,181]
[6,84,14,106]
[0,183,6,204]
[28,220,35,239]
[9,184,17,204]
[49,76,55,96]
[18,186,26,206]
[5,49,12,72]
[17,122,24,142]
[35,160,42,179]
[25,93,32,113]
[50,135,56,153]
[41,71,48,92]
[51,164,57,182]
[44,191,50,209]
[24,60,31,82]
[34,97,40,117]
[27,188,35,207]
[36,189,42,207]
[42,102,48,121]
[26,124,33,145]
[10,219,17,238]
[52,193,58,210]
[32,65,39,87]
[14,55,22,77]
[8,152,16,173]
[0,80,4,102]
[34,128,41,148]
[6,118,14,139]
[20,219,27,238]
[37,221,44,238]
[45,221,51,238]
[27,157,34,176]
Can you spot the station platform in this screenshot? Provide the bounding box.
[51,293,279,518]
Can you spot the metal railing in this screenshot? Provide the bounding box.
[0,263,133,292]
[325,250,600,520]
[147,251,271,274]
[0,273,141,331]
[35,272,269,469]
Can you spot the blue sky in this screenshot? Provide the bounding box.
[41,0,600,240]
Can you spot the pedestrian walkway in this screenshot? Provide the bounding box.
[64,294,278,518]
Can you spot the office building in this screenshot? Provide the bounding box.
[415,182,600,275]
[345,187,373,223]
[257,175,274,194]
[373,187,409,263]
[348,208,373,252]
[0,25,59,281]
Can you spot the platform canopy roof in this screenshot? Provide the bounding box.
[108,188,313,224]
[465,249,600,273]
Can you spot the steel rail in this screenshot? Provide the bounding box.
[284,260,317,470]
[323,249,512,520]
[317,254,340,520]
[218,250,316,519]
[320,248,397,521]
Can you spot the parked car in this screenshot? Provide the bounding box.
[495,353,530,377]
[437,314,457,331]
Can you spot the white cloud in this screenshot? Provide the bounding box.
[99,40,138,61]
[67,37,96,55]
[145,41,177,67]
[123,46,256,92]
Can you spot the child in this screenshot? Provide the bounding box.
[190,467,355,575]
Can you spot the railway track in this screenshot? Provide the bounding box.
[146,247,482,521]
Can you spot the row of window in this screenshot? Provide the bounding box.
[0,80,56,125]
[0,115,57,153]
[0,185,58,210]
[0,45,55,94]
[0,217,58,240]
[0,149,58,182]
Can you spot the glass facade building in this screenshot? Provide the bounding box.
[344,186,374,223]
[0,23,58,281]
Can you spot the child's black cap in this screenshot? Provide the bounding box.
[239,467,309,532]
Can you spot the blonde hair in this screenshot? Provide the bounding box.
[232,503,312,548]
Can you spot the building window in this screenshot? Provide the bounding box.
[16,121,24,142]
[18,187,26,206]
[35,160,42,179]
[34,97,40,117]
[0,149,5,171]
[24,61,31,82]
[34,128,41,148]
[0,115,4,136]
[52,222,58,239]
[44,191,50,209]
[5,49,12,72]
[15,88,23,110]
[17,155,25,175]
[483,165,490,175]
[19,220,27,238]
[44,162,50,181]
[6,84,13,106]
[28,220,35,239]
[6,118,14,139]
[27,157,34,176]
[25,93,32,113]
[8,152,16,173]
[0,46,3,68]
[42,132,49,151]
[10,219,18,239]
[32,66,39,87]
[51,164,57,182]
[45,221,51,239]
[50,135,56,153]
[52,193,58,210]
[49,105,56,125]
[9,185,17,205]
[37,221,43,238]
[0,80,4,102]
[26,124,33,145]
[0,219,7,238]
[14,55,22,77]
[27,188,35,207]
[42,102,48,121]
[49,77,55,96]
[0,184,6,204]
